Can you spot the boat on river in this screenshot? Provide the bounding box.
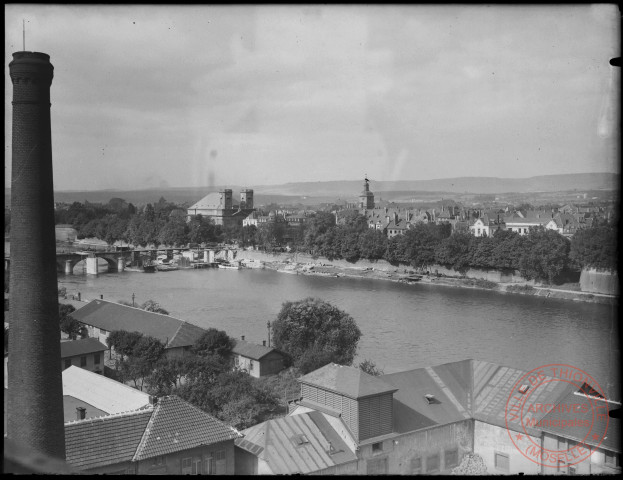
[156,263,179,272]
[217,261,241,270]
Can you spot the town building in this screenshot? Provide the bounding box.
[240,360,621,476]
[232,338,288,378]
[62,365,153,423]
[70,299,206,358]
[187,189,255,228]
[64,395,241,474]
[60,337,108,374]
[359,177,375,210]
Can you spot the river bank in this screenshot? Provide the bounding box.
[236,252,617,306]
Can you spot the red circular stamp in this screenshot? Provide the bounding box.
[504,364,610,469]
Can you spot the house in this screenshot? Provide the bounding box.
[469,213,505,237]
[62,365,153,423]
[232,338,288,378]
[234,410,358,474]
[70,299,206,358]
[64,395,241,474]
[504,211,550,235]
[60,337,108,374]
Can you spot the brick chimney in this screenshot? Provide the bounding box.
[262,340,266,347]
[8,51,66,459]
[76,407,86,421]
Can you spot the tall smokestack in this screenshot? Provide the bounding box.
[8,51,66,459]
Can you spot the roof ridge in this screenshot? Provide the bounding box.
[132,398,161,461]
[64,406,153,426]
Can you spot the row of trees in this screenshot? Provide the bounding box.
[52,199,617,282]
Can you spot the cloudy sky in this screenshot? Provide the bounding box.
[5,4,620,191]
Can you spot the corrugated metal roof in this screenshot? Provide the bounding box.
[60,338,107,358]
[236,412,356,474]
[71,300,205,349]
[538,390,621,453]
[299,363,398,400]
[62,366,152,415]
[65,409,153,470]
[133,396,240,461]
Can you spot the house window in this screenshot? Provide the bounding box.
[64,359,71,369]
[100,328,107,334]
[494,452,510,472]
[445,448,459,469]
[192,457,202,475]
[426,454,440,473]
[366,457,388,475]
[80,356,87,367]
[181,458,192,474]
[215,450,226,475]
[569,466,577,475]
[203,455,214,475]
[234,356,239,366]
[94,353,100,365]
[411,457,422,474]
[152,456,166,466]
[249,361,253,371]
[604,450,617,466]
[372,442,383,453]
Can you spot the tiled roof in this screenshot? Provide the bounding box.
[65,409,153,470]
[133,396,240,461]
[299,363,398,400]
[71,300,205,349]
[60,338,108,358]
[235,411,357,474]
[232,340,283,361]
[537,389,621,453]
[63,366,152,415]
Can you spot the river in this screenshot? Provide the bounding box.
[57,266,620,400]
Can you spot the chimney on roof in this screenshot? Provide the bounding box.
[76,407,86,420]
[262,340,266,347]
[241,335,245,341]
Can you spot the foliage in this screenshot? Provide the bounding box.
[359,359,384,376]
[518,227,570,284]
[140,300,169,315]
[106,330,144,357]
[435,232,471,274]
[451,453,488,475]
[114,334,166,390]
[272,297,362,374]
[505,284,535,294]
[59,304,86,340]
[191,328,235,360]
[569,223,618,271]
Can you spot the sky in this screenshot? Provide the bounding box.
[4,4,621,191]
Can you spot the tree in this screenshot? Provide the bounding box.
[435,232,471,274]
[272,297,362,374]
[192,328,235,360]
[59,304,85,340]
[358,359,384,376]
[519,227,570,284]
[358,229,387,260]
[116,335,166,390]
[106,330,144,357]
[569,224,618,271]
[140,300,169,315]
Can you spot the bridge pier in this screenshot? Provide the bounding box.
[86,256,99,275]
[204,250,215,263]
[64,260,73,275]
[117,257,125,273]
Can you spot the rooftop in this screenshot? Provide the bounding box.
[236,410,357,474]
[70,300,205,349]
[60,337,107,359]
[232,339,284,361]
[298,363,398,400]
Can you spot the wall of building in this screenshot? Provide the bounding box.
[579,268,619,295]
[135,440,235,475]
[259,352,285,377]
[300,383,359,440]
[355,420,473,475]
[542,433,621,475]
[83,460,135,474]
[61,351,104,374]
[236,355,259,378]
[233,447,258,475]
[473,421,541,475]
[358,393,393,441]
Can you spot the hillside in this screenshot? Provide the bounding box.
[4,172,619,206]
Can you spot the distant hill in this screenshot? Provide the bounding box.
[4,172,619,206]
[254,173,620,196]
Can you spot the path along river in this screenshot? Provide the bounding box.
[58,265,620,401]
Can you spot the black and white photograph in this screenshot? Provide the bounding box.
[4,4,620,475]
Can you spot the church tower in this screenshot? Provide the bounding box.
[359,177,375,210]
